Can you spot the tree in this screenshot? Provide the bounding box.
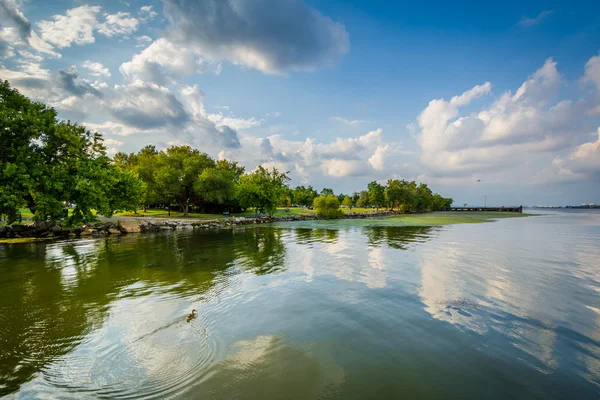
[292,185,318,207]
[194,168,236,205]
[114,145,160,212]
[342,195,353,208]
[368,181,386,210]
[313,195,343,219]
[158,146,215,217]
[356,190,370,207]
[216,159,245,179]
[236,166,290,216]
[385,179,407,210]
[0,80,143,224]
[320,188,334,196]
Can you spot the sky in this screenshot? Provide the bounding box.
[1,0,599,206]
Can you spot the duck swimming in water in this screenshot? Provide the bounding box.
[186,309,197,323]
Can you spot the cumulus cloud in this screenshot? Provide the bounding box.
[0,2,58,57]
[139,5,158,21]
[583,54,600,91]
[0,60,52,99]
[38,5,100,48]
[57,66,102,97]
[38,6,139,48]
[553,128,600,179]
[0,0,32,42]
[82,60,111,77]
[163,0,349,74]
[107,80,189,129]
[120,38,218,85]
[413,57,599,185]
[96,12,139,37]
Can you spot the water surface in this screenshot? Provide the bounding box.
[1,210,599,399]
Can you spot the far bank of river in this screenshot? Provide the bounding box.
[0,211,530,243]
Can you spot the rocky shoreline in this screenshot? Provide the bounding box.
[0,210,403,240]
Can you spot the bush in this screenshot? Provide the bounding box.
[313,195,343,219]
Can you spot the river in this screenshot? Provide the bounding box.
[1,210,599,399]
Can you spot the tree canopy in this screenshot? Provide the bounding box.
[0,80,143,225]
[236,166,290,216]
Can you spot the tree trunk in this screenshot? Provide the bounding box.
[143,204,147,212]
[183,200,189,217]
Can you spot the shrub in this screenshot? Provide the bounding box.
[313,195,343,219]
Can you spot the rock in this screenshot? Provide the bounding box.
[9,224,28,233]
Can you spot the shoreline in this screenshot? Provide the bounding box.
[0,210,405,241]
[0,210,532,243]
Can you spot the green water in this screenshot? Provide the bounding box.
[1,211,599,399]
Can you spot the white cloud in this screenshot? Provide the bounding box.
[553,128,600,179]
[0,0,32,42]
[413,57,599,185]
[38,5,100,48]
[583,54,600,91]
[322,159,362,177]
[135,35,152,47]
[331,116,368,125]
[82,60,111,77]
[163,0,349,74]
[0,60,52,99]
[37,6,139,48]
[103,138,124,155]
[207,113,262,131]
[120,38,219,84]
[368,144,391,171]
[0,26,60,58]
[139,5,158,21]
[97,12,139,38]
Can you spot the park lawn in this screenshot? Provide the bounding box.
[112,209,219,219]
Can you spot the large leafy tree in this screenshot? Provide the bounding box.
[0,80,143,224]
[292,185,317,206]
[114,145,160,212]
[157,146,215,217]
[194,168,237,205]
[320,188,334,196]
[367,181,386,210]
[356,190,370,207]
[237,166,290,216]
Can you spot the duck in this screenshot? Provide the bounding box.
[185,309,198,323]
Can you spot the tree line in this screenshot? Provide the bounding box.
[0,80,452,225]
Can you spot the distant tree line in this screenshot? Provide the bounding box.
[0,81,452,224]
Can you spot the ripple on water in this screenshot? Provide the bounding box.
[39,299,225,399]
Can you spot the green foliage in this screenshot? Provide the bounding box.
[342,195,353,208]
[157,146,215,216]
[194,168,236,204]
[236,166,290,216]
[313,195,343,219]
[320,188,334,196]
[384,179,452,212]
[0,80,143,225]
[216,159,245,178]
[292,185,318,206]
[367,181,386,209]
[356,190,370,207]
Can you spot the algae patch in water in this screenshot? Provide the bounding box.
[0,237,52,244]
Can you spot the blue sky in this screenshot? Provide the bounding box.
[1,0,600,206]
